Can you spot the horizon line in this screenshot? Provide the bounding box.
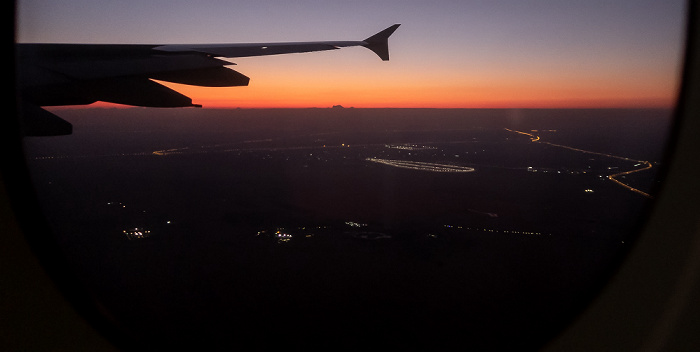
[47,103,676,111]
[195,105,675,110]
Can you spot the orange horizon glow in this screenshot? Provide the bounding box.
[77,79,676,110]
[83,97,676,110]
[70,56,679,110]
[142,50,680,109]
[43,39,682,111]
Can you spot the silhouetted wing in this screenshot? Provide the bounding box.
[16,24,400,136]
[154,24,401,61]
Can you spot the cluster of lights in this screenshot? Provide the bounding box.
[123,227,151,240]
[256,227,318,244]
[366,158,475,173]
[443,224,548,236]
[275,230,292,243]
[345,221,368,228]
[526,166,585,174]
[34,155,69,160]
[384,143,437,151]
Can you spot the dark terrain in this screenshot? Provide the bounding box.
[24,108,672,350]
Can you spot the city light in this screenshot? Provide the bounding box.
[385,143,437,151]
[443,224,549,236]
[275,230,292,243]
[365,158,475,173]
[123,227,151,240]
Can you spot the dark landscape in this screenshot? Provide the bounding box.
[23,107,672,350]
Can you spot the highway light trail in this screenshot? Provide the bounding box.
[504,128,540,142]
[365,158,475,173]
[606,161,653,198]
[505,128,654,198]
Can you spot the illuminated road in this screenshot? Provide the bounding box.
[606,161,653,197]
[505,128,654,198]
[504,128,540,142]
[365,158,475,173]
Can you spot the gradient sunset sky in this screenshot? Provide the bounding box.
[17,0,687,108]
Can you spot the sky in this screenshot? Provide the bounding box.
[16,0,687,108]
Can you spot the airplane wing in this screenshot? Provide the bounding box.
[16,24,400,136]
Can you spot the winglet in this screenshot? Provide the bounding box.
[362,24,400,61]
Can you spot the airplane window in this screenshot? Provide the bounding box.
[11,0,689,350]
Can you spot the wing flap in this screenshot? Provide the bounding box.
[150,67,250,87]
[83,78,196,108]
